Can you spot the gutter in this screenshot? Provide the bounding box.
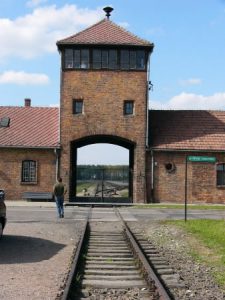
[0,145,60,150]
[147,147,225,153]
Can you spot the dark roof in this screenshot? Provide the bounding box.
[57,18,153,48]
[149,110,225,151]
[0,106,59,148]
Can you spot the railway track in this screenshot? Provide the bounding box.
[60,207,185,300]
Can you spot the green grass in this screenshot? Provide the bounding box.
[132,204,225,210]
[120,189,129,197]
[166,219,225,287]
[76,182,94,194]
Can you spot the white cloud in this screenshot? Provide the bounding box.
[118,22,129,28]
[27,0,48,7]
[0,5,102,61]
[0,71,50,85]
[179,78,202,86]
[49,103,59,107]
[150,92,225,110]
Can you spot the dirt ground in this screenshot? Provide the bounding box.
[0,220,84,300]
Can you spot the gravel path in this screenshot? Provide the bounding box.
[0,220,84,300]
[129,220,225,300]
[1,216,224,299]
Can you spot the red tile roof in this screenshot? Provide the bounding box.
[0,106,59,148]
[149,110,225,151]
[57,19,153,47]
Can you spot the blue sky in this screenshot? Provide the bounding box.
[0,0,225,163]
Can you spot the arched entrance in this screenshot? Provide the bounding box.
[70,135,135,203]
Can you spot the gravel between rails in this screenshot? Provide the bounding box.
[0,220,85,300]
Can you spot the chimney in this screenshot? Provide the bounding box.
[24,98,31,107]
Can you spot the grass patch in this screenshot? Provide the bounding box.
[120,189,129,197]
[76,182,94,194]
[166,219,225,287]
[132,204,225,210]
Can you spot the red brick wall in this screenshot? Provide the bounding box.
[0,148,56,200]
[60,70,148,203]
[146,151,225,204]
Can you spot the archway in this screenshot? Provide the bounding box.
[70,135,135,203]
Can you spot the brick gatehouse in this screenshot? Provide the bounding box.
[1,9,225,204]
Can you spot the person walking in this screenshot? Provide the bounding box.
[53,177,67,218]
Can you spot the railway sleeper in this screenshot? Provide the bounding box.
[131,230,186,290]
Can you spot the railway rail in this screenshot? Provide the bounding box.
[60,207,185,300]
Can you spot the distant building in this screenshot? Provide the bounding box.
[1,9,225,204]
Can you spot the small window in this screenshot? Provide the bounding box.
[102,50,109,68]
[121,50,129,70]
[136,50,145,69]
[216,163,225,186]
[81,49,89,69]
[65,49,73,68]
[73,100,83,114]
[124,101,134,115]
[22,160,37,183]
[93,49,101,69]
[74,50,81,68]
[130,50,137,69]
[109,50,118,69]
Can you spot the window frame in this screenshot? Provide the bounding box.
[73,99,84,115]
[21,160,37,184]
[124,100,134,116]
[216,163,225,187]
[63,47,147,71]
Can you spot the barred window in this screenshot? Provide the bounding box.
[216,163,225,186]
[22,160,37,183]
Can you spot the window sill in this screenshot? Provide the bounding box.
[20,182,37,185]
[216,185,225,188]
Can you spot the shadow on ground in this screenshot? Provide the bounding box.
[0,235,65,264]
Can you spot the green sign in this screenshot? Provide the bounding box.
[187,156,216,163]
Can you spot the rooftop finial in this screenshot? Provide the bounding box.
[103,6,114,19]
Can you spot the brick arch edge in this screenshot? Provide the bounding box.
[69,134,135,202]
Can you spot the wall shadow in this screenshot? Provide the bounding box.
[0,235,65,264]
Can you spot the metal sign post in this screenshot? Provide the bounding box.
[185,156,188,222]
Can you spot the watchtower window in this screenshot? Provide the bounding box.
[73,99,84,114]
[65,49,73,68]
[137,50,145,69]
[64,48,146,70]
[93,50,101,69]
[121,50,129,70]
[124,100,134,115]
[65,49,90,69]
[93,49,118,69]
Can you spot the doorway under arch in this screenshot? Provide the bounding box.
[70,135,135,203]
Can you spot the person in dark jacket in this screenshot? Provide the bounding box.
[53,177,67,218]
